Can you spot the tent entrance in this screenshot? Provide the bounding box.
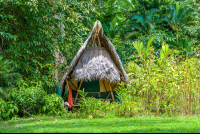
[80,80,100,92]
[71,80,117,99]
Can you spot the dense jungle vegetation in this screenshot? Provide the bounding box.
[0,0,200,120]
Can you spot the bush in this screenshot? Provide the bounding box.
[0,85,66,120]
[77,96,110,119]
[114,82,143,117]
[0,98,18,120]
[10,87,46,116]
[76,87,141,119]
[10,86,65,117]
[42,94,66,116]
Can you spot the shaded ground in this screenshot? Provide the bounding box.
[0,116,200,133]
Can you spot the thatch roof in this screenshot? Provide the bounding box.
[59,20,130,94]
[71,47,120,83]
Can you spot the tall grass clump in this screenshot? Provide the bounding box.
[125,39,200,116]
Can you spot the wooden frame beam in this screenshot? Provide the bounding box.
[109,83,115,101]
[66,79,70,91]
[105,92,110,102]
[103,80,108,92]
[74,81,82,104]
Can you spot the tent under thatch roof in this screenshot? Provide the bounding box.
[59,20,130,96]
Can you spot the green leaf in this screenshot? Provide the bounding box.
[131,15,145,25]
[146,37,154,54]
[124,0,135,10]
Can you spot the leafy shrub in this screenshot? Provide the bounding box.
[76,86,142,119]
[114,82,143,117]
[10,87,46,116]
[0,98,18,120]
[77,96,109,119]
[42,94,66,116]
[76,90,110,118]
[10,86,65,117]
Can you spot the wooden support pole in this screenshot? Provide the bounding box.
[75,81,82,104]
[92,28,97,47]
[97,36,101,47]
[105,92,110,102]
[66,79,70,91]
[103,81,108,91]
[65,79,70,99]
[109,83,115,102]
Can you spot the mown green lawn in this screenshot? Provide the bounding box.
[0,116,200,133]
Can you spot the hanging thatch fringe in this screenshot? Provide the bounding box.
[71,47,121,83]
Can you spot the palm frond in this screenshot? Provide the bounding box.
[130,23,145,33]
[133,41,144,58]
[176,6,186,23]
[147,8,159,21]
[168,4,177,19]
[131,15,145,26]
[146,37,154,55]
[144,21,154,31]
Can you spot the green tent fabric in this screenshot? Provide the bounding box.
[76,80,118,99]
[80,80,100,92]
[55,85,62,97]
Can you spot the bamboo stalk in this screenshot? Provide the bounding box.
[185,65,188,115]
[198,77,200,115]
[189,68,192,116]
[156,79,160,113]
[196,63,200,115]
[178,68,184,116]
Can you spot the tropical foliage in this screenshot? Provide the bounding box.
[0,0,200,120]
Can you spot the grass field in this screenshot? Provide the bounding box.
[1,116,200,133]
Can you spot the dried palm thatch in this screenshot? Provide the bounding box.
[59,20,130,94]
[71,47,120,83]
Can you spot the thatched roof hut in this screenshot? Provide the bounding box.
[59,20,130,102]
